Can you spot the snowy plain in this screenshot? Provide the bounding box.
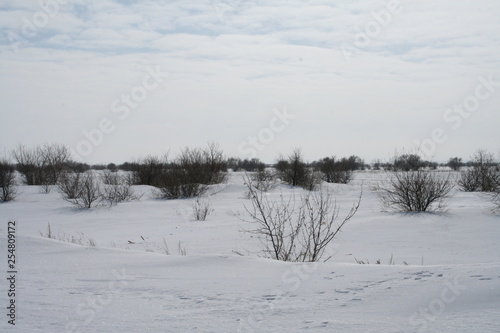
[0,171,499,333]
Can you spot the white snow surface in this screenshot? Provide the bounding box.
[0,171,499,332]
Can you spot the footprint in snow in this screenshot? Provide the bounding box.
[262,294,277,301]
[470,275,493,280]
[335,290,349,294]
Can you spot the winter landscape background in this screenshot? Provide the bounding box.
[1,0,500,332]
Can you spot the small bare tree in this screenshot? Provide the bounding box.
[154,143,228,199]
[155,166,208,199]
[315,157,354,184]
[0,159,18,202]
[377,170,454,212]
[103,183,141,206]
[101,169,120,185]
[12,143,71,187]
[132,155,166,186]
[59,171,102,208]
[57,171,81,199]
[251,169,278,192]
[275,148,321,191]
[101,172,141,206]
[458,149,498,192]
[241,176,361,262]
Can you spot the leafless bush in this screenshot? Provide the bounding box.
[302,170,323,191]
[59,171,102,208]
[251,169,278,192]
[176,142,228,185]
[103,182,141,206]
[492,192,500,212]
[0,159,18,202]
[123,172,137,186]
[39,182,53,194]
[377,170,454,212]
[275,148,321,190]
[227,157,266,172]
[57,171,81,199]
[192,197,212,221]
[241,176,361,262]
[315,157,354,184]
[154,166,208,199]
[101,169,120,185]
[154,142,228,199]
[100,171,141,206]
[491,165,500,212]
[458,149,498,192]
[12,143,71,186]
[132,155,166,186]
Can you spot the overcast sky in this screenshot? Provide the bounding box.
[1,0,499,164]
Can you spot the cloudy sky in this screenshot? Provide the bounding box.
[1,0,499,164]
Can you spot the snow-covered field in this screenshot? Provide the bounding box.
[1,171,499,332]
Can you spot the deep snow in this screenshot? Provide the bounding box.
[0,171,499,332]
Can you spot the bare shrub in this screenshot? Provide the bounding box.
[377,170,454,212]
[227,157,266,172]
[12,143,71,186]
[123,172,137,186]
[132,155,166,186]
[154,166,208,199]
[241,176,361,262]
[12,144,40,185]
[0,159,18,202]
[458,149,498,192]
[192,197,212,221]
[103,182,141,206]
[154,142,228,199]
[99,171,141,206]
[275,148,320,190]
[251,169,277,192]
[446,157,464,171]
[177,142,228,185]
[492,191,500,212]
[315,157,354,184]
[57,171,81,199]
[59,171,102,208]
[302,170,323,191]
[392,154,424,171]
[39,182,52,194]
[101,169,120,185]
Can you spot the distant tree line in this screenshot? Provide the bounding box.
[1,143,498,212]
